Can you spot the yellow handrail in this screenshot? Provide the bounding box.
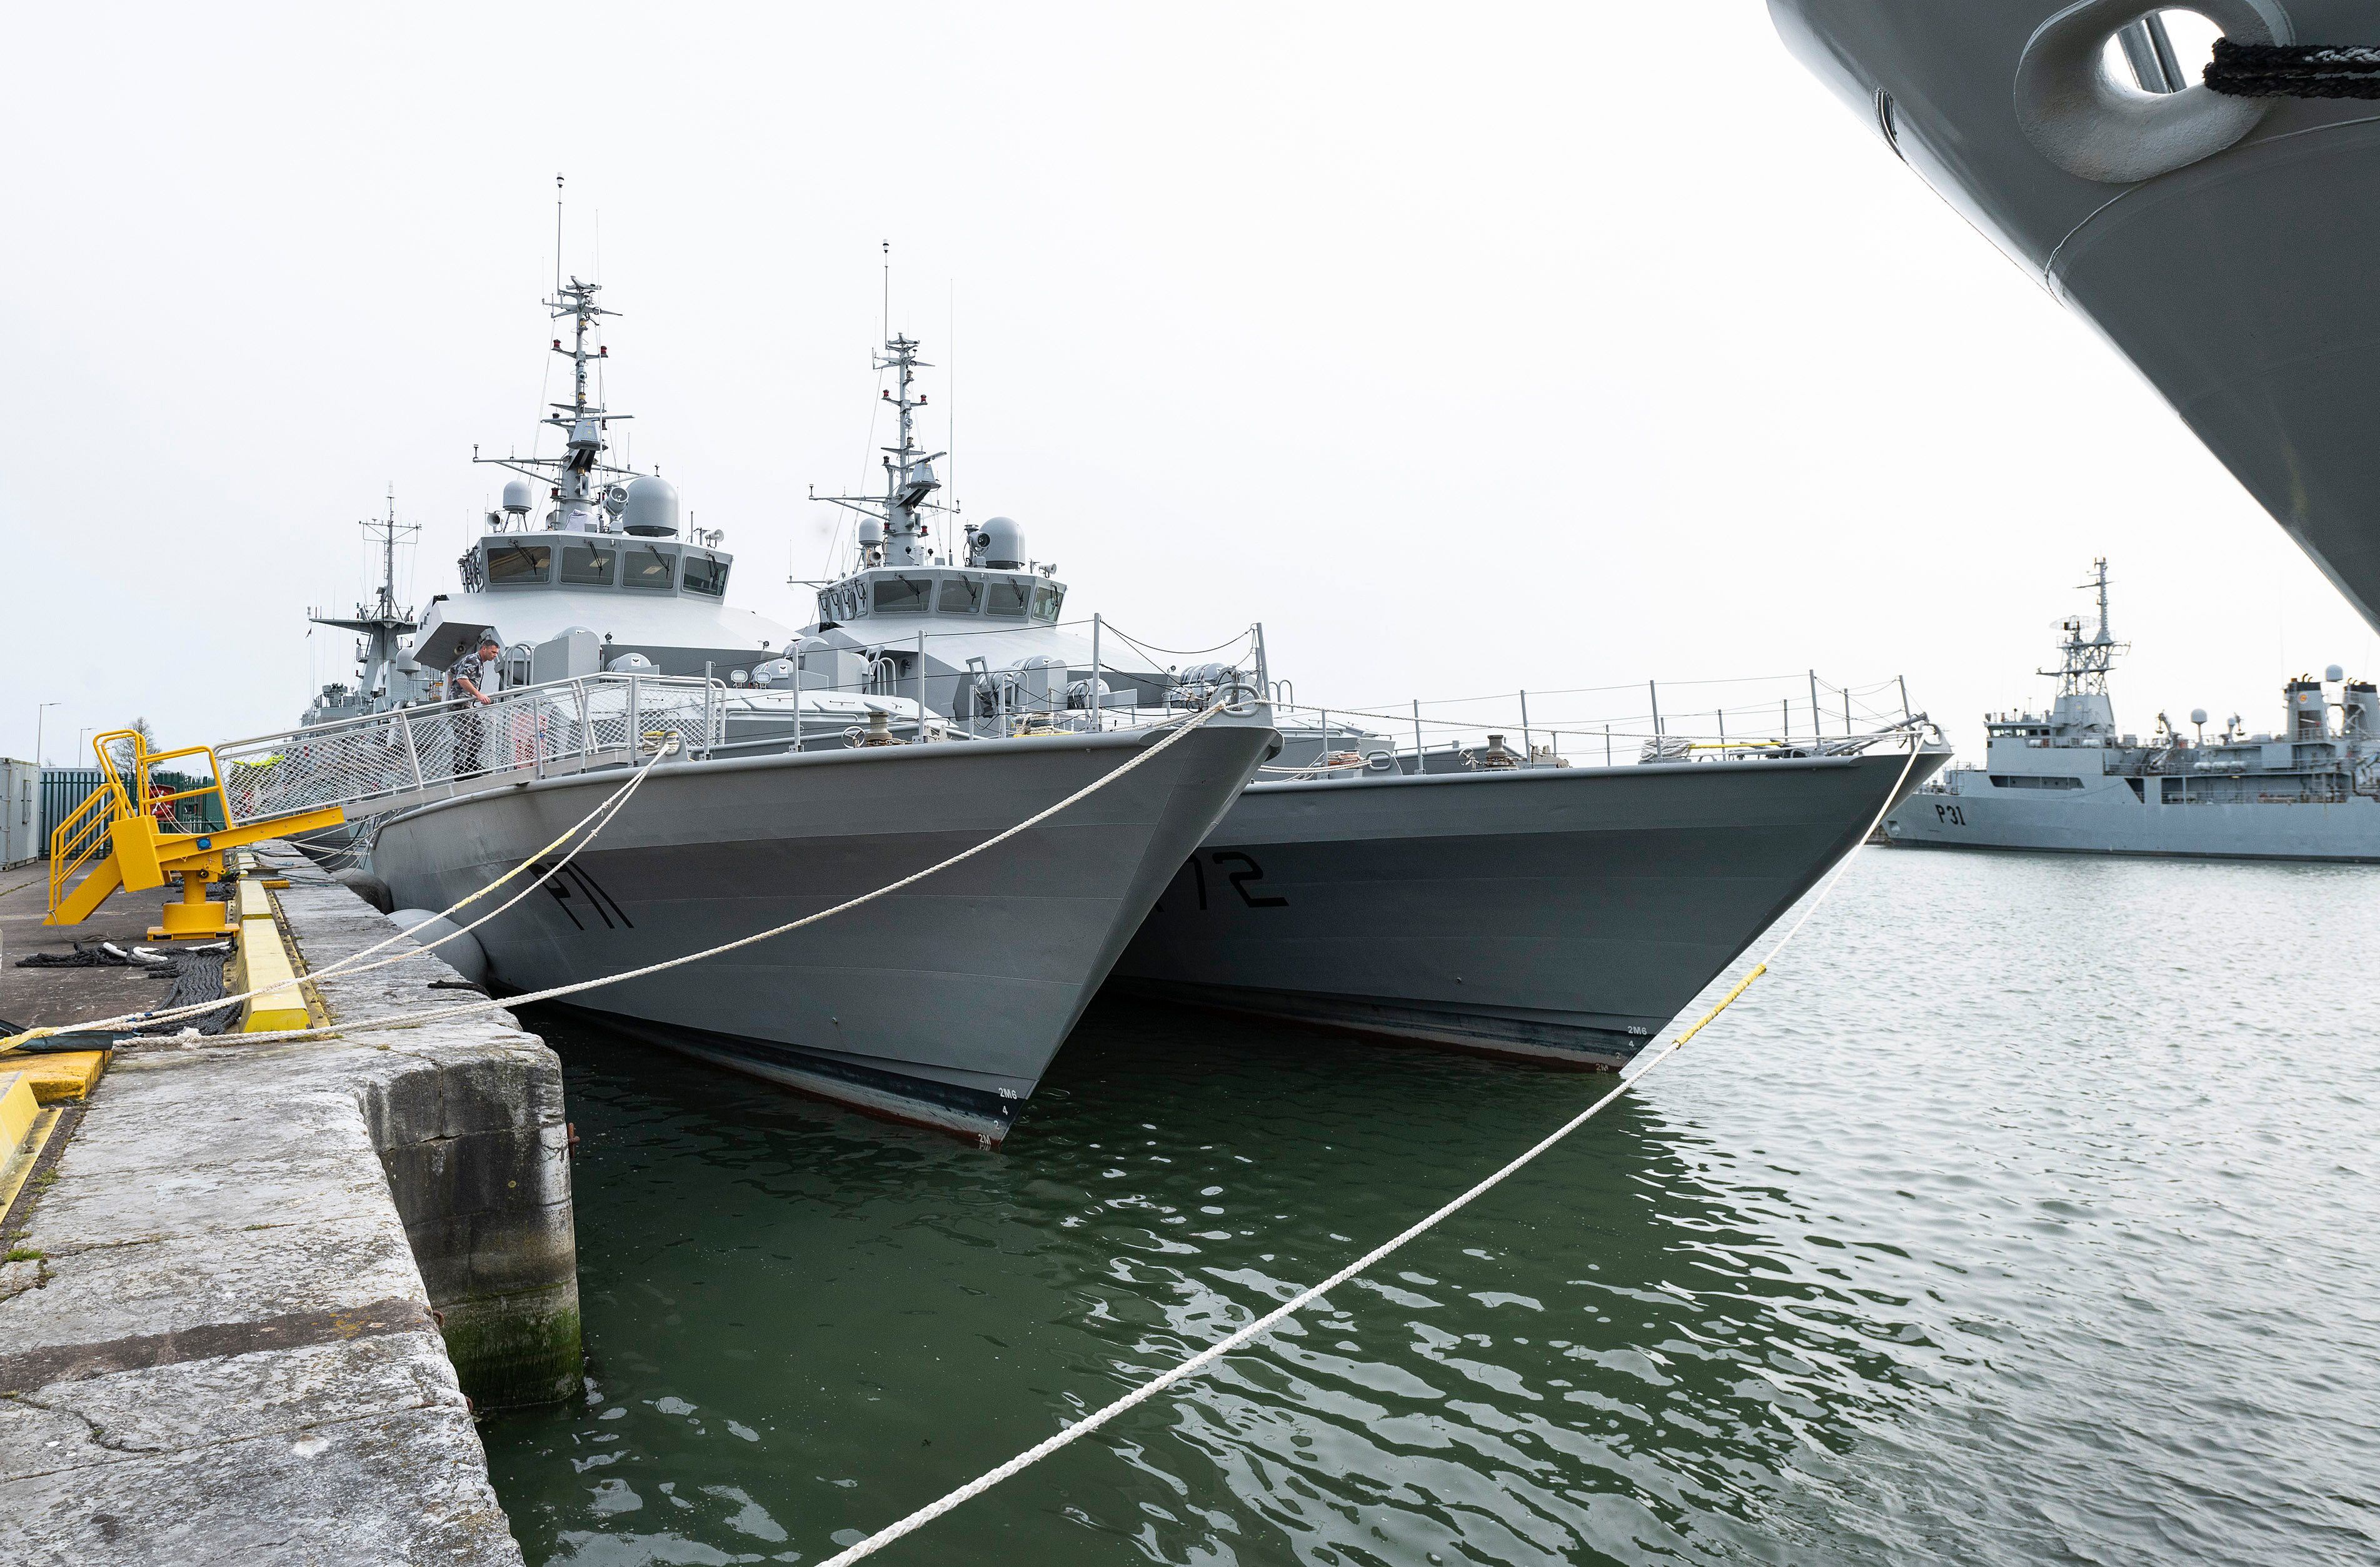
[47,786,115,919]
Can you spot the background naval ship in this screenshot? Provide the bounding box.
[1885,560,2380,860]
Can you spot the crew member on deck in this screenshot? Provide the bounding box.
[454,634,505,772]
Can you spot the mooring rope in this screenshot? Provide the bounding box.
[0,740,676,1050]
[2206,39,2380,98]
[808,735,1928,1567]
[4,701,1230,1054]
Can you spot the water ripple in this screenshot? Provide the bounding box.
[486,853,2380,1564]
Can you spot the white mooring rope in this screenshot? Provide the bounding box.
[809,737,1928,1567]
[7,700,1231,1054]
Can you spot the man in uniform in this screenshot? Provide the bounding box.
[453,633,505,773]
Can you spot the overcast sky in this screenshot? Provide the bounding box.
[3,4,2369,768]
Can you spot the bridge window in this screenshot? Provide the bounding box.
[983,576,1030,618]
[816,591,835,625]
[682,550,728,597]
[936,575,982,615]
[1030,582,1063,623]
[560,542,618,587]
[623,542,679,591]
[485,542,553,586]
[873,575,930,614]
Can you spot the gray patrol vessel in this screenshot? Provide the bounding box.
[1885,560,2380,860]
[795,333,1950,1071]
[353,276,1273,1144]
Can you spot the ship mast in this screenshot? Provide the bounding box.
[811,331,953,569]
[2046,556,2124,698]
[309,486,420,700]
[474,276,635,533]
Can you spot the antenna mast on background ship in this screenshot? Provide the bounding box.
[309,486,420,699]
[809,256,958,570]
[2046,557,2126,698]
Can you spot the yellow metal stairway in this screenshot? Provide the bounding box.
[48,729,346,939]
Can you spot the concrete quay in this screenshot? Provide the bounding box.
[0,847,578,1564]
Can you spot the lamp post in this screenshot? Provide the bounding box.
[34,702,60,767]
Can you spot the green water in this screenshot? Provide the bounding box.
[482,852,2380,1564]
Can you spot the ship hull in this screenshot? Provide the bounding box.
[1884,777,2380,862]
[1110,748,1944,1067]
[1770,0,2380,631]
[369,724,1273,1144]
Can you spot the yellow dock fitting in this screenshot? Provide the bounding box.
[0,1071,64,1228]
[11,1052,108,1104]
[0,1072,36,1153]
[234,879,276,923]
[231,882,309,1034]
[151,863,233,941]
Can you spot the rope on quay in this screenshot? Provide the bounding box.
[4,700,1233,1056]
[809,735,1928,1567]
[1,737,676,1052]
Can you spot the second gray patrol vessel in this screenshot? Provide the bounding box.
[1885,560,2380,860]
[796,331,1951,1071]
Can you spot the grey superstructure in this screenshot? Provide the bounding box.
[363,274,1272,1143]
[1885,560,2380,861]
[793,333,1949,1071]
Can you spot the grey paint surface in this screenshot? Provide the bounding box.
[1115,748,1946,1065]
[1770,0,2380,632]
[369,725,1273,1143]
[1885,772,2380,860]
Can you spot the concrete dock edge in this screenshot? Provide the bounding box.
[0,843,581,1564]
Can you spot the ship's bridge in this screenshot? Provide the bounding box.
[463,529,733,601]
[812,566,1063,630]
[414,527,794,680]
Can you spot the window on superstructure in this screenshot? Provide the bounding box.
[1030,583,1063,623]
[682,551,728,597]
[623,543,680,591]
[560,542,618,587]
[936,575,982,615]
[485,542,553,585]
[816,592,835,625]
[873,575,930,614]
[983,577,1030,618]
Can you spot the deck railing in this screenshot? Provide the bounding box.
[211,673,725,826]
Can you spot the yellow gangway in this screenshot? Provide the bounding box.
[46,729,346,940]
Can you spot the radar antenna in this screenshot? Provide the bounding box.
[2041,556,2127,698]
